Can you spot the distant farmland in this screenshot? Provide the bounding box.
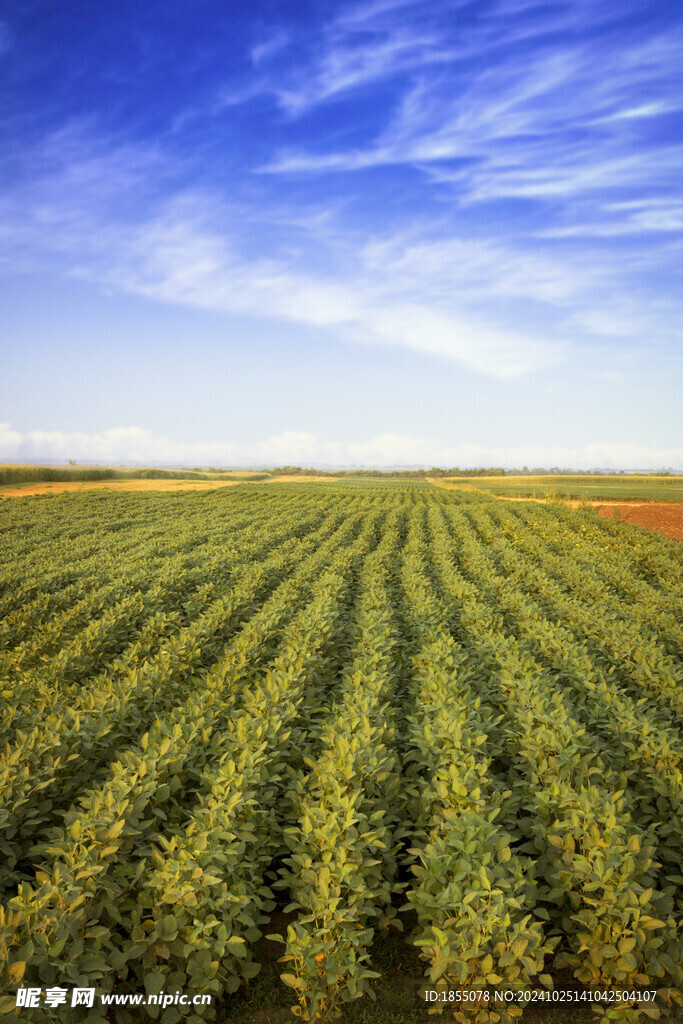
[435,474,683,502]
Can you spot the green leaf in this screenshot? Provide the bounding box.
[227,936,247,958]
[145,972,166,995]
[511,939,527,959]
[281,973,305,990]
[8,962,25,984]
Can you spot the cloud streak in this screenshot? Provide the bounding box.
[0,125,578,377]
[4,117,682,379]
[106,201,565,376]
[1,422,681,470]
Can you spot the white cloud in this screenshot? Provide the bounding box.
[0,129,571,377]
[86,197,570,376]
[0,122,166,266]
[542,199,683,237]
[114,202,574,375]
[0,423,234,465]
[595,102,671,122]
[249,1,464,117]
[274,29,453,115]
[1,422,681,470]
[251,30,290,66]
[3,123,679,378]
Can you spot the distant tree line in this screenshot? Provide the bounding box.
[0,467,269,486]
[270,466,508,478]
[270,466,679,478]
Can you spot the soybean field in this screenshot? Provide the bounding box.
[1,483,682,1023]
[436,476,683,502]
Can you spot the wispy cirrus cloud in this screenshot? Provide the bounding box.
[0,122,167,262]
[248,0,683,370]
[250,30,290,67]
[3,117,681,379]
[99,195,566,376]
[540,199,683,237]
[263,28,683,200]
[238,0,464,116]
[0,123,575,377]
[258,3,683,228]
[267,33,453,116]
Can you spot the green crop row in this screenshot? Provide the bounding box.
[274,512,405,1020]
[399,510,553,1024]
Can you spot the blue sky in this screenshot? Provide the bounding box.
[1,0,682,468]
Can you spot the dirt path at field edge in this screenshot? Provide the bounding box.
[0,475,339,498]
[0,480,242,497]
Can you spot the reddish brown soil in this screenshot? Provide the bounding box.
[596,502,683,542]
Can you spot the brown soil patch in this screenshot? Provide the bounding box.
[0,480,240,498]
[596,502,683,542]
